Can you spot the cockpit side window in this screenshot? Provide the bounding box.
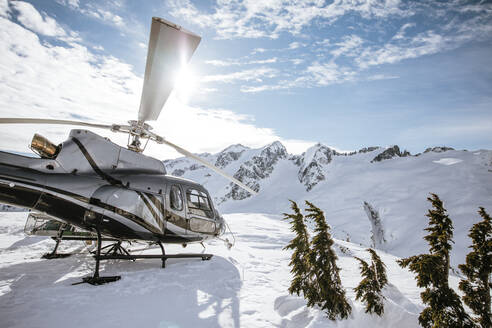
[186,188,213,219]
[170,185,183,211]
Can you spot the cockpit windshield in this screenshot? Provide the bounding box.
[186,188,213,219]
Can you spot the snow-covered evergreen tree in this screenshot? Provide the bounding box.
[283,200,311,297]
[398,193,474,328]
[354,248,388,316]
[369,249,388,288]
[305,201,351,320]
[354,257,383,315]
[458,207,491,328]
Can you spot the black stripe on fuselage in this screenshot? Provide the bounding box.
[72,137,123,186]
[0,176,193,242]
[136,191,165,231]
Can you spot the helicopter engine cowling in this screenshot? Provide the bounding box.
[53,129,167,175]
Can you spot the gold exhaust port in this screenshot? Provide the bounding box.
[30,133,59,158]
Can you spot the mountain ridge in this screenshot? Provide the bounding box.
[163,141,492,267]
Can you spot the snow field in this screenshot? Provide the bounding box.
[1,211,468,327]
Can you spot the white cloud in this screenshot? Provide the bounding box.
[393,22,415,40]
[288,42,301,49]
[306,62,355,85]
[331,34,363,58]
[240,84,287,93]
[356,30,447,69]
[168,0,408,39]
[240,62,356,93]
[315,39,331,47]
[167,0,492,98]
[251,48,266,54]
[83,7,124,28]
[56,0,80,9]
[11,1,66,37]
[240,64,396,93]
[291,58,304,65]
[203,67,277,83]
[366,74,399,81]
[205,57,277,67]
[0,9,306,159]
[57,0,142,35]
[355,3,492,69]
[205,59,235,67]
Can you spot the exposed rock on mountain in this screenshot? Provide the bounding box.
[358,146,380,153]
[225,141,287,200]
[215,144,248,169]
[363,201,386,249]
[297,143,338,191]
[171,168,185,177]
[371,145,411,163]
[424,146,455,153]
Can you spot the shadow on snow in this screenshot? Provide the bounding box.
[0,253,242,328]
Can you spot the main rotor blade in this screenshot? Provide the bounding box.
[0,118,113,130]
[160,138,258,195]
[138,17,201,122]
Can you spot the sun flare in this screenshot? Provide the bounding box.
[174,66,197,103]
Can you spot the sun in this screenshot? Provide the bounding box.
[174,65,197,103]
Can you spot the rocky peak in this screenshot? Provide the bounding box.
[371,145,411,163]
[260,141,287,158]
[220,144,250,153]
[224,141,287,201]
[297,143,337,191]
[215,144,249,169]
[163,158,187,170]
[358,146,380,154]
[424,146,454,153]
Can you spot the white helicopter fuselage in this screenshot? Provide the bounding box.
[0,129,225,243]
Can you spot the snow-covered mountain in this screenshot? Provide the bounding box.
[164,142,492,267]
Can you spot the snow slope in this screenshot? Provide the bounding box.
[166,143,492,268]
[0,211,470,328]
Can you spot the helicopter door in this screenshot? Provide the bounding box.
[91,186,165,235]
[166,184,188,235]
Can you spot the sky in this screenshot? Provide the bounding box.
[0,0,491,159]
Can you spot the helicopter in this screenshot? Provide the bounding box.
[0,17,256,285]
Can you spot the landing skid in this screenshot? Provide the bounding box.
[42,252,72,259]
[74,227,213,286]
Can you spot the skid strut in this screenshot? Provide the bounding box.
[73,227,121,286]
[42,227,72,259]
[98,241,132,257]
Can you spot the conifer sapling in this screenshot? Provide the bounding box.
[397,193,474,328]
[305,201,351,320]
[458,207,491,328]
[354,249,388,316]
[283,200,311,297]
